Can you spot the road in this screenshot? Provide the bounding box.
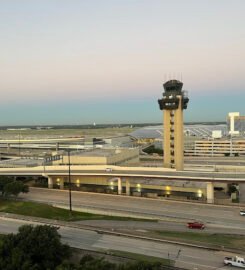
[76,219,245,235]
[1,165,245,182]
[0,216,237,270]
[21,188,245,233]
[141,156,245,167]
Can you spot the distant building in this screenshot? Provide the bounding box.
[53,148,139,166]
[185,139,245,157]
[103,135,134,147]
[227,112,245,136]
[212,130,222,139]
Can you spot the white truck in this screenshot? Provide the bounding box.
[224,256,245,268]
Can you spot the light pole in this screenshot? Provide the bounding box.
[18,133,21,156]
[67,150,72,213]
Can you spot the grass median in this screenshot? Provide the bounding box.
[0,199,155,222]
[109,250,173,266]
[152,230,245,250]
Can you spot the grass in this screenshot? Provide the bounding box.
[0,127,136,139]
[152,230,245,250]
[0,199,154,222]
[109,250,173,266]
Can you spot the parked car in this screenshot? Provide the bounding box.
[240,210,245,216]
[187,221,205,229]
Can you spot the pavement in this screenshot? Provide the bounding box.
[0,215,240,270]
[75,220,245,235]
[1,165,245,181]
[20,188,245,233]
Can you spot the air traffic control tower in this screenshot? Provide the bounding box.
[158,80,189,171]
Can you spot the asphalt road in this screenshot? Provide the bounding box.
[141,156,245,167]
[1,166,245,181]
[76,219,245,235]
[21,188,245,233]
[0,217,237,270]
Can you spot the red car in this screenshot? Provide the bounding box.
[187,221,205,229]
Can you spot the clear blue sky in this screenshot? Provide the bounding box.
[0,0,244,125]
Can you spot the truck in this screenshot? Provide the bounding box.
[224,256,245,268]
[240,210,245,216]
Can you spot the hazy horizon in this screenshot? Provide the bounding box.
[1,0,245,125]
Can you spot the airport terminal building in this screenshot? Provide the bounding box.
[227,112,245,136]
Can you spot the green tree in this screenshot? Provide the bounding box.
[78,254,116,270]
[0,176,13,196]
[228,184,237,195]
[120,261,162,270]
[56,262,77,270]
[56,255,164,270]
[0,225,71,270]
[3,181,29,197]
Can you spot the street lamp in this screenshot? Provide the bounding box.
[67,150,72,213]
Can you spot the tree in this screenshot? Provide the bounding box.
[3,181,29,198]
[78,254,115,270]
[0,176,13,196]
[119,261,162,270]
[228,184,237,195]
[0,225,71,270]
[57,255,164,270]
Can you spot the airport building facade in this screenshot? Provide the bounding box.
[47,171,213,203]
[185,139,245,157]
[53,148,139,166]
[227,112,245,136]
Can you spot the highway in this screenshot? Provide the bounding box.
[0,165,245,182]
[21,188,245,232]
[0,216,237,270]
[141,156,245,167]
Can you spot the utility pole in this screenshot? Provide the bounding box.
[18,133,21,156]
[68,150,72,213]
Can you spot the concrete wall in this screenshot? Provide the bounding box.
[58,155,107,165]
[239,183,245,203]
[49,174,207,198]
[107,148,139,165]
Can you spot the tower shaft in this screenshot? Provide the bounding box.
[173,95,184,170]
[158,80,189,171]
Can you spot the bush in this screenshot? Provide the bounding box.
[0,225,71,270]
[3,181,29,198]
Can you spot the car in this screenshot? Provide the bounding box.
[187,221,205,229]
[105,168,113,172]
[240,210,245,216]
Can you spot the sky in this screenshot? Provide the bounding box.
[0,0,245,125]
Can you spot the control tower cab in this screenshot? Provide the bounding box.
[158,80,189,170]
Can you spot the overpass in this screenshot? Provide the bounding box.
[0,137,84,152]
[0,165,245,203]
[0,137,84,144]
